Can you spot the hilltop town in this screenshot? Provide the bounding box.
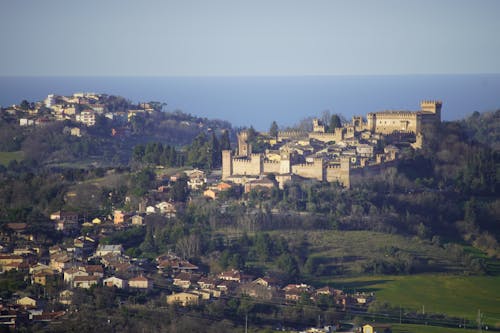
[223,101,441,188]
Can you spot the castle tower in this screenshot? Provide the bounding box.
[366,113,376,133]
[279,151,291,174]
[312,119,326,133]
[237,131,252,157]
[222,150,233,180]
[339,156,351,189]
[420,100,442,122]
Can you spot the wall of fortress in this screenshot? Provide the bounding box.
[232,154,262,176]
[263,160,280,174]
[291,159,324,181]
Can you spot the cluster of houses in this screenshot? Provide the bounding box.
[4,92,158,133]
[163,263,373,311]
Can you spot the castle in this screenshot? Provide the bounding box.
[222,101,441,188]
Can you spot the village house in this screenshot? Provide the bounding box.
[362,323,392,333]
[0,254,28,273]
[129,276,153,290]
[95,244,123,257]
[185,169,207,190]
[59,290,73,305]
[63,267,87,284]
[218,269,252,283]
[113,210,130,224]
[173,272,201,290]
[283,283,314,302]
[73,275,100,289]
[155,201,177,217]
[16,297,38,308]
[103,276,128,289]
[166,292,200,307]
[131,215,144,226]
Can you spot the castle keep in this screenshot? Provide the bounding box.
[222,101,441,188]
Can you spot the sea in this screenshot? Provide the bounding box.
[1,75,499,130]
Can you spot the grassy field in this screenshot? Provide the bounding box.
[331,274,500,325]
[0,151,24,166]
[271,230,466,275]
[392,323,480,333]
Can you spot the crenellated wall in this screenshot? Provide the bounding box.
[263,160,280,174]
[232,154,262,176]
[291,158,324,181]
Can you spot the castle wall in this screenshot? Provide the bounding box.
[308,132,341,143]
[291,159,324,181]
[326,157,350,188]
[232,154,262,176]
[263,160,280,174]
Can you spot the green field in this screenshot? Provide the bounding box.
[0,151,24,166]
[332,274,500,325]
[392,323,480,333]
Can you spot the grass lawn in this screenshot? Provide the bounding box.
[392,323,480,333]
[0,151,24,166]
[331,274,500,325]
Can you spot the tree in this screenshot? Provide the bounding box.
[20,99,30,110]
[269,121,279,138]
[220,130,231,150]
[329,114,342,132]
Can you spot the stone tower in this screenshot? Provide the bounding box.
[237,131,252,157]
[339,156,351,189]
[279,151,291,174]
[222,150,232,180]
[420,100,442,122]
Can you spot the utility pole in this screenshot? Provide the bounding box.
[245,313,248,333]
[477,309,482,332]
[399,305,402,324]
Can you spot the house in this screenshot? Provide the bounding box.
[32,270,56,286]
[63,267,88,283]
[129,276,153,290]
[197,277,220,290]
[173,272,200,290]
[218,269,252,283]
[103,276,128,289]
[362,323,392,333]
[50,253,72,272]
[166,292,200,307]
[16,297,38,308]
[51,211,79,233]
[283,284,314,302]
[185,169,206,190]
[203,189,218,200]
[0,254,27,272]
[83,265,104,278]
[113,210,130,224]
[74,236,96,254]
[131,215,144,226]
[73,275,100,289]
[155,201,177,217]
[145,206,156,214]
[95,244,123,257]
[239,282,276,300]
[59,290,73,305]
[252,276,282,289]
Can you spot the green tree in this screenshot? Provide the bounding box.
[269,121,279,138]
[329,114,342,132]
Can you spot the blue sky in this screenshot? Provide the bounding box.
[1,0,499,76]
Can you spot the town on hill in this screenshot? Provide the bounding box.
[0,93,498,332]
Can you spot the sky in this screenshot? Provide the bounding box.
[0,0,499,76]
